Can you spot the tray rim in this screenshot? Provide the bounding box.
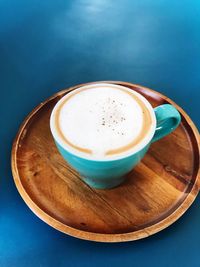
[11,81,200,242]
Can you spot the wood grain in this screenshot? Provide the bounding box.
[11,81,200,242]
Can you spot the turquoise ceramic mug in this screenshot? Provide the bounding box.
[50,83,181,189]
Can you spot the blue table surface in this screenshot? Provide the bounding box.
[0,0,199,266]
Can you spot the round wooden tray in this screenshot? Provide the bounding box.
[11,81,200,242]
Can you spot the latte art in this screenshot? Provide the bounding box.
[51,84,154,160]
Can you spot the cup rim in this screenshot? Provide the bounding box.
[50,82,157,162]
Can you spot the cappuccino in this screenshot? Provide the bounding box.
[51,84,155,160]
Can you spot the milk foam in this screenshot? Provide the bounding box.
[56,85,147,157]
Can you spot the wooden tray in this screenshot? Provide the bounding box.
[11,81,200,242]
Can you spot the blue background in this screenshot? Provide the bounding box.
[0,0,199,266]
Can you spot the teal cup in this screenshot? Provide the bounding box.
[50,83,181,189]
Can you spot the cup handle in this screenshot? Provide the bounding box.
[151,104,181,143]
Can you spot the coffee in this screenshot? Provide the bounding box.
[51,84,153,160]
